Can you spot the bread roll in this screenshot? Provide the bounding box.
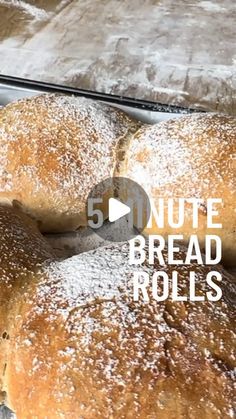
[0,94,140,233]
[121,113,236,267]
[0,208,234,418]
[0,205,55,404]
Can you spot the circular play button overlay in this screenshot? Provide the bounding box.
[86,177,151,242]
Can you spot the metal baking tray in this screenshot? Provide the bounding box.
[0,75,203,124]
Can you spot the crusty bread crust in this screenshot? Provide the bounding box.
[122,113,236,267]
[2,233,235,418]
[0,205,55,404]
[0,94,140,233]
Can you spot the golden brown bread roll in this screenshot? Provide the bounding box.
[121,113,236,267]
[0,205,56,406]
[0,93,140,233]
[0,206,235,418]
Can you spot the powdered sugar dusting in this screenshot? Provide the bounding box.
[125,113,236,198]
[0,205,54,285]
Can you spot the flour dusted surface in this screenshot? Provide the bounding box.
[0,1,236,114]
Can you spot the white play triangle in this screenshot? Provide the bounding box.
[108,198,131,223]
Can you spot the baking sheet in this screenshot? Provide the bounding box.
[0,83,190,124]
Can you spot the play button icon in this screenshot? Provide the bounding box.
[86,177,151,242]
[108,198,131,222]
